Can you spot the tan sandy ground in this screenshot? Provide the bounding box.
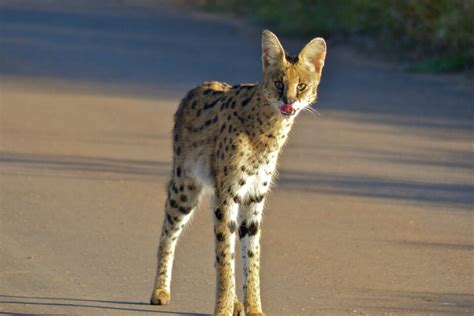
[1,1,473,315]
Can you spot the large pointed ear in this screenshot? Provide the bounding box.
[261,30,285,72]
[298,37,326,74]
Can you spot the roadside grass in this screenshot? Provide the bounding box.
[408,55,474,73]
[186,0,474,73]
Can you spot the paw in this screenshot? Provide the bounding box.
[233,300,245,316]
[150,289,170,305]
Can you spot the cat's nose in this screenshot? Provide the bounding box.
[283,97,297,104]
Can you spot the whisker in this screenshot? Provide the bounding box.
[304,106,321,116]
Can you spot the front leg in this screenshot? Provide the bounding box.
[239,200,265,316]
[213,195,241,315]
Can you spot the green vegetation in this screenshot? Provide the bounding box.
[190,0,474,73]
[408,54,474,73]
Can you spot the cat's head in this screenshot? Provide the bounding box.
[261,30,326,118]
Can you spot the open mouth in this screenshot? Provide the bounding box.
[280,104,296,116]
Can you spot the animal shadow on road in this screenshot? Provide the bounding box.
[1,150,472,208]
[279,169,474,209]
[0,294,210,316]
[0,151,171,182]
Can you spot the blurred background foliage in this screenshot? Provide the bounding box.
[188,0,474,73]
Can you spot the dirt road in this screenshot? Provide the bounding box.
[1,1,473,315]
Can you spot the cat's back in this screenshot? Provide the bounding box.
[174,81,232,129]
[172,81,235,160]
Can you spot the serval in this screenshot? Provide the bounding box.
[150,30,326,316]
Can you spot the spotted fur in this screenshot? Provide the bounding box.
[150,30,326,316]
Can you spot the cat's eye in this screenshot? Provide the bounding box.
[274,81,284,89]
[297,83,307,91]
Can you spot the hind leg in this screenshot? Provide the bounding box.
[150,174,202,305]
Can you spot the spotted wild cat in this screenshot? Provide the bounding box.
[150,30,327,316]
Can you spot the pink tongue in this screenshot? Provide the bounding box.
[280,104,294,113]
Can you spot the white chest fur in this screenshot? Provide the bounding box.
[236,152,278,201]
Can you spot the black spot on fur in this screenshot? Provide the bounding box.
[239,221,248,239]
[216,232,224,242]
[240,194,264,206]
[248,222,259,236]
[187,184,195,191]
[176,146,181,156]
[169,199,178,208]
[236,114,245,124]
[179,184,184,192]
[224,98,232,109]
[215,208,223,221]
[204,97,221,110]
[239,179,246,186]
[203,89,212,95]
[197,109,202,117]
[172,184,179,194]
[248,250,254,258]
[178,206,191,214]
[176,167,181,177]
[166,213,173,223]
[180,194,187,202]
[241,97,252,107]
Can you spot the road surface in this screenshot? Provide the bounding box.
[1,1,473,315]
